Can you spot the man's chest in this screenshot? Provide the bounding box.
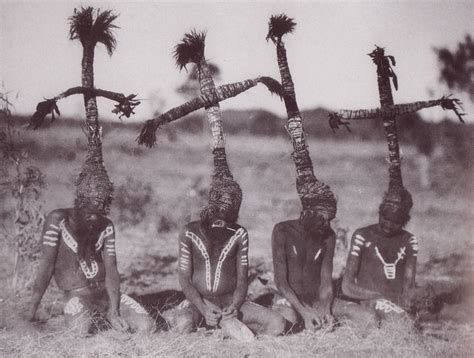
[358,235,408,280]
[286,238,325,266]
[186,231,240,264]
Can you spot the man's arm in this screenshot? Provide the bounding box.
[341,231,384,301]
[317,231,335,314]
[223,228,249,319]
[177,228,206,315]
[27,211,61,321]
[271,224,307,316]
[102,223,129,332]
[401,235,418,309]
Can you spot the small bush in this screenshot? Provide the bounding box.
[114,178,154,226]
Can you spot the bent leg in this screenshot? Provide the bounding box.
[239,301,287,336]
[370,299,412,325]
[64,296,94,336]
[161,300,202,334]
[119,294,156,333]
[332,298,379,330]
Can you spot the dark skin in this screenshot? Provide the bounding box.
[342,214,417,310]
[272,218,336,330]
[26,208,129,332]
[178,219,248,327]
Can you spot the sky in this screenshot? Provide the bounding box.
[1,0,473,122]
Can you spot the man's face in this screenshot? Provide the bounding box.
[378,214,404,237]
[301,209,328,235]
[77,208,102,231]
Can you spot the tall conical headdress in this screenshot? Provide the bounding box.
[369,46,412,223]
[174,31,242,224]
[267,14,337,223]
[74,136,114,214]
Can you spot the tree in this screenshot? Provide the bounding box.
[435,35,474,101]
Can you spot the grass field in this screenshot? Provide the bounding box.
[0,122,473,357]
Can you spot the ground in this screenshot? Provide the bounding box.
[0,125,472,357]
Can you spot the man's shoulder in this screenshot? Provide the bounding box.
[273,219,300,233]
[353,224,378,237]
[399,228,415,241]
[47,208,69,221]
[183,220,201,233]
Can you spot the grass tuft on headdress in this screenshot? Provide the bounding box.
[69,7,119,56]
[28,99,60,129]
[369,45,398,90]
[137,119,158,148]
[258,76,285,99]
[173,30,207,70]
[266,14,296,44]
[440,95,466,123]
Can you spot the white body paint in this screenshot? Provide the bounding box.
[351,234,366,256]
[120,294,147,314]
[409,236,418,257]
[185,228,247,292]
[375,298,405,314]
[313,248,322,261]
[64,296,84,316]
[59,219,100,279]
[374,246,406,280]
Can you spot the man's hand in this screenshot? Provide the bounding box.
[221,304,238,321]
[301,307,334,331]
[107,310,130,333]
[202,300,222,327]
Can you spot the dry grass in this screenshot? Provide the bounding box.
[0,124,472,356]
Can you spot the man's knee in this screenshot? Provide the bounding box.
[132,315,156,333]
[162,309,197,334]
[64,297,92,336]
[264,311,287,336]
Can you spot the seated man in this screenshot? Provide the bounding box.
[341,192,417,321]
[24,205,155,335]
[163,181,286,337]
[272,210,377,332]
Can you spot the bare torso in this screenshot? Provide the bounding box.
[273,220,333,305]
[181,221,247,306]
[47,209,112,291]
[350,224,415,304]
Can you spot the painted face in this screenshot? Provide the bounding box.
[379,214,404,237]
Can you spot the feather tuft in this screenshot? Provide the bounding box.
[440,95,466,123]
[173,30,207,70]
[257,77,284,100]
[28,99,60,129]
[137,119,159,148]
[266,14,296,44]
[328,112,351,133]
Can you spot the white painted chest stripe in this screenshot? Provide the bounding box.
[374,246,406,279]
[212,228,245,292]
[59,220,101,273]
[313,248,322,261]
[292,245,298,255]
[185,231,212,291]
[60,219,78,253]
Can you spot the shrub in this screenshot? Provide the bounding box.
[0,88,46,291]
[114,177,154,226]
